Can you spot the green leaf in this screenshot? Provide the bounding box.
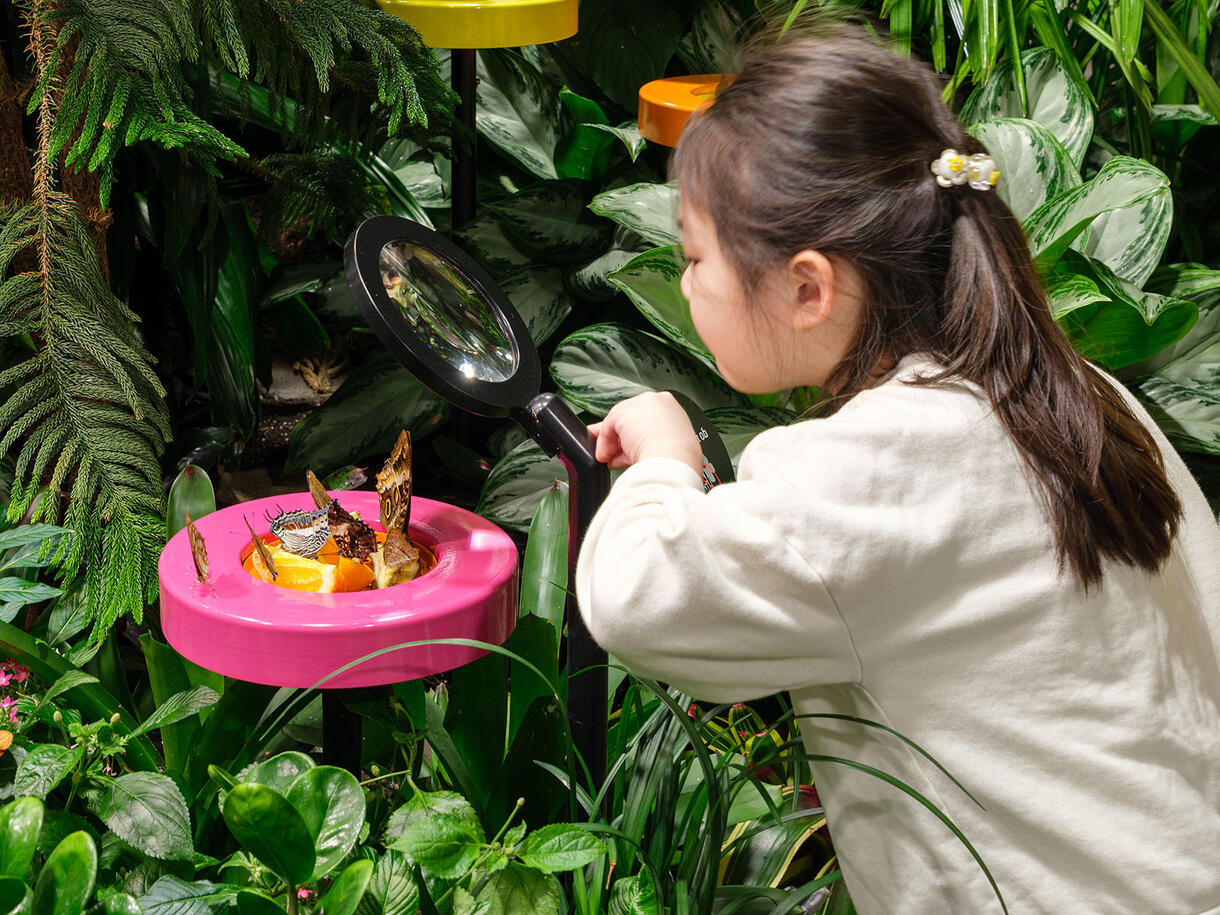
[568,247,641,302]
[1052,252,1197,370]
[0,580,60,617]
[285,351,449,476]
[38,671,98,707]
[519,482,567,637]
[31,832,95,915]
[1047,273,1113,319]
[137,878,235,915]
[554,0,693,110]
[1141,0,1220,122]
[488,180,611,264]
[285,767,365,881]
[498,267,572,347]
[549,324,743,416]
[455,215,534,279]
[238,751,316,795]
[0,525,67,556]
[608,873,658,915]
[221,784,315,885]
[0,876,28,915]
[477,50,562,179]
[676,0,743,74]
[1137,357,1220,455]
[1024,157,1169,270]
[394,813,483,880]
[92,773,193,862]
[452,887,491,915]
[1072,181,1173,288]
[472,863,558,915]
[136,634,221,777]
[318,860,373,915]
[475,439,565,533]
[353,850,418,915]
[0,797,43,879]
[131,686,221,738]
[234,891,283,915]
[165,466,215,541]
[14,746,81,800]
[960,47,1094,166]
[515,825,606,874]
[554,89,614,181]
[969,118,1080,222]
[609,246,713,370]
[588,184,680,248]
[1133,266,1220,373]
[93,890,141,915]
[586,124,646,162]
[387,791,483,849]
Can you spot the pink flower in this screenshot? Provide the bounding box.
[7,711,15,724]
[687,703,698,719]
[0,671,11,688]
[10,664,29,684]
[0,698,14,711]
[297,888,315,901]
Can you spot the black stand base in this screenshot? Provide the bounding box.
[322,691,362,776]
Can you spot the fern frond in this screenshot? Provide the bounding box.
[259,150,387,247]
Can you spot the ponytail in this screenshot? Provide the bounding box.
[674,27,1182,588]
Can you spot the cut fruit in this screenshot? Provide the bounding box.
[245,546,375,593]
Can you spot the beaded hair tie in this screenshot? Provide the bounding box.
[930,148,1000,191]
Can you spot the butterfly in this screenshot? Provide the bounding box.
[306,470,376,561]
[0,730,11,758]
[267,505,331,559]
[377,430,412,537]
[243,515,277,581]
[186,512,208,582]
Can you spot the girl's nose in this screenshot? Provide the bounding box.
[680,263,693,301]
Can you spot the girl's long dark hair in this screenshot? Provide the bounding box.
[673,27,1181,588]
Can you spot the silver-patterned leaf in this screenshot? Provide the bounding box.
[969,118,1080,222]
[608,246,714,370]
[1072,183,1173,288]
[568,247,642,301]
[960,47,1094,166]
[489,180,610,262]
[1137,352,1220,455]
[586,123,647,162]
[499,266,572,346]
[705,406,798,470]
[588,183,680,248]
[476,438,566,533]
[1024,156,1169,269]
[548,323,744,415]
[476,50,562,180]
[1047,272,1112,320]
[1129,266,1220,375]
[675,0,744,74]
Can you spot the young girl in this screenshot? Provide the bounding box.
[575,27,1220,915]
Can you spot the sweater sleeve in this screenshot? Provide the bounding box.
[575,455,862,702]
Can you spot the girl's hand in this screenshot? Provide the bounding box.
[589,392,703,474]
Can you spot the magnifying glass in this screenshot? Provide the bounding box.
[344,214,736,793]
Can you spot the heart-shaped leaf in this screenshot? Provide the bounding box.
[515,824,607,873]
[285,766,365,881]
[588,183,680,248]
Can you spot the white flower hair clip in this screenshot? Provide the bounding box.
[930,148,1001,191]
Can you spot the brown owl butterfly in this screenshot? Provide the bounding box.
[186,512,208,582]
[306,470,377,561]
[0,730,11,758]
[243,515,277,581]
[377,430,412,538]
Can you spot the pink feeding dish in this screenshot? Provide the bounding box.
[159,491,518,689]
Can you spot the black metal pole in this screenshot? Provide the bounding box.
[522,394,610,809]
[451,48,477,229]
[322,691,362,776]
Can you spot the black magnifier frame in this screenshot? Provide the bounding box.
[344,214,542,416]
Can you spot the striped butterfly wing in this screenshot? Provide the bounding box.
[268,505,331,558]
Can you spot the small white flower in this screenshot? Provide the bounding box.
[931,148,1000,191]
[931,148,968,187]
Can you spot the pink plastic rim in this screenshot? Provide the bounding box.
[158,492,518,688]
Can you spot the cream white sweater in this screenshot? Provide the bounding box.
[576,355,1220,914]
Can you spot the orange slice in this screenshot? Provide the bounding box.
[246,547,375,593]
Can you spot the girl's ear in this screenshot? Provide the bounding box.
[786,249,838,330]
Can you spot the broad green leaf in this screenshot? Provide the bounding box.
[472,862,559,915]
[1024,157,1169,269]
[1053,252,1197,369]
[93,773,193,862]
[452,887,491,915]
[1132,266,1220,374]
[93,890,141,915]
[704,407,798,470]
[0,797,42,878]
[519,482,567,637]
[285,767,365,881]
[488,180,610,263]
[14,746,80,799]
[1137,357,1220,455]
[0,524,67,556]
[555,0,692,110]
[505,617,563,761]
[207,202,261,437]
[37,671,97,706]
[476,439,565,533]
[353,849,418,915]
[586,124,647,162]
[609,246,713,370]
[131,687,221,738]
[477,50,562,179]
[456,215,534,279]
[1047,273,1113,319]
[221,784,315,885]
[568,247,641,301]
[608,873,658,915]
[317,860,373,915]
[164,465,215,542]
[969,118,1080,222]
[0,876,28,915]
[499,267,572,346]
[286,351,449,476]
[136,634,222,776]
[31,832,94,915]
[516,825,607,874]
[554,88,613,181]
[234,891,282,915]
[588,183,680,248]
[394,813,483,880]
[960,47,1093,166]
[676,0,744,74]
[1141,0,1220,123]
[137,878,235,915]
[386,790,482,848]
[1073,182,1173,288]
[0,580,60,616]
[237,751,316,795]
[549,324,743,416]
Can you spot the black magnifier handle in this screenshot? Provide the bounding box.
[665,389,735,490]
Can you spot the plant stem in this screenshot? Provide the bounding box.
[433,798,527,908]
[287,885,298,915]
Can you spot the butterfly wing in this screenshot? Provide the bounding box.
[268,506,331,558]
[376,429,412,536]
[329,502,377,561]
[306,470,333,511]
[243,515,278,580]
[186,511,209,582]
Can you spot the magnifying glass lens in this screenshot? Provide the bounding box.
[378,241,517,383]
